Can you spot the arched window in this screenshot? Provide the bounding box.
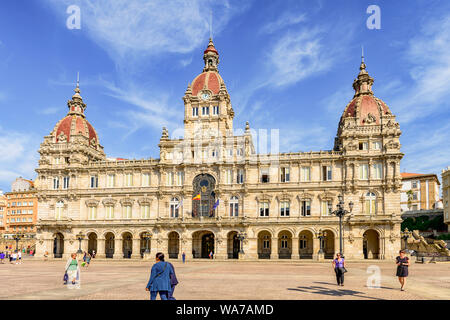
[55,201,64,220]
[230,196,239,217]
[170,197,180,218]
[299,235,307,249]
[280,235,289,249]
[263,235,270,249]
[192,174,216,217]
[365,192,376,214]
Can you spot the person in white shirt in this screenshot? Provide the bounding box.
[11,252,17,264]
[17,251,22,264]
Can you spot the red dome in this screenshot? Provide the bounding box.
[53,114,99,147]
[341,95,391,125]
[191,71,223,96]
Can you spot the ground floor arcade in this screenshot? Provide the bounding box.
[36,223,401,260]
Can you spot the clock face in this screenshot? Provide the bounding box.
[201,92,210,100]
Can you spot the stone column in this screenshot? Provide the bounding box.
[131,237,141,259]
[180,237,193,260]
[291,237,299,259]
[245,237,258,260]
[270,237,278,260]
[313,237,321,260]
[96,238,106,259]
[148,238,157,259]
[113,238,123,259]
[214,238,227,260]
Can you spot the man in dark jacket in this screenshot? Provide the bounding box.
[167,261,178,300]
[145,252,174,300]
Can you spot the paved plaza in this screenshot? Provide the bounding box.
[0,259,449,300]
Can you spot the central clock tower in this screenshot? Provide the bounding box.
[182,38,234,139]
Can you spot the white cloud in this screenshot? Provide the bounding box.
[394,14,450,124]
[38,107,60,115]
[260,12,306,34]
[45,0,249,63]
[0,128,39,191]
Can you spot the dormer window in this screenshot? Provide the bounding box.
[192,107,199,117]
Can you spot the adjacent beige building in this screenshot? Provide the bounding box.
[442,167,450,225]
[400,172,441,212]
[35,39,403,260]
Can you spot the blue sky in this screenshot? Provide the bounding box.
[0,0,449,192]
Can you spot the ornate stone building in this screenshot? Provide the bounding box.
[35,39,403,260]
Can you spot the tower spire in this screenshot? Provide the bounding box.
[352,49,373,97]
[67,72,86,116]
[203,37,219,72]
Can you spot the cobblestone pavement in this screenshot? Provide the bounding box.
[0,259,449,300]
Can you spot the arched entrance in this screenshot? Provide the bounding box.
[53,233,64,258]
[278,231,292,259]
[192,174,216,217]
[88,233,97,255]
[192,231,215,258]
[363,229,380,259]
[227,231,240,259]
[299,230,314,259]
[105,232,115,258]
[122,232,133,259]
[257,231,271,259]
[168,232,180,259]
[140,232,151,258]
[323,230,335,259]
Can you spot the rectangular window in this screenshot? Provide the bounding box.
[170,203,179,218]
[373,163,383,179]
[202,106,209,115]
[259,202,269,217]
[261,169,269,183]
[263,238,270,249]
[230,202,239,217]
[226,169,233,184]
[123,205,132,219]
[280,201,290,217]
[53,177,60,190]
[167,172,174,186]
[88,207,97,220]
[322,166,332,181]
[237,169,244,184]
[412,192,418,200]
[359,164,369,180]
[212,105,219,115]
[280,167,290,183]
[90,176,98,188]
[63,176,70,189]
[236,148,243,157]
[359,142,368,150]
[176,171,184,186]
[107,174,115,188]
[322,201,331,215]
[412,181,418,189]
[124,173,133,187]
[373,141,381,150]
[141,205,150,219]
[142,173,150,187]
[301,200,311,216]
[105,206,114,219]
[192,107,199,117]
[301,166,311,182]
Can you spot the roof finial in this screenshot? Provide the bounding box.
[76,71,80,88]
[361,45,365,63]
[209,9,213,40]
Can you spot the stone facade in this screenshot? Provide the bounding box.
[35,40,403,260]
[400,172,441,212]
[442,167,450,226]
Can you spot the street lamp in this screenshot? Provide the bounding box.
[401,228,412,250]
[236,232,247,254]
[329,194,354,257]
[142,232,152,254]
[12,233,24,252]
[76,232,84,254]
[316,230,325,254]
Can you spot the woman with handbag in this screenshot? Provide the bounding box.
[145,252,174,300]
[64,253,80,289]
[332,253,346,286]
[396,250,410,291]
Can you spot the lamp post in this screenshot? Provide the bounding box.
[142,232,152,254]
[76,232,84,254]
[401,228,412,250]
[329,194,354,257]
[237,232,247,254]
[316,230,325,255]
[13,233,23,252]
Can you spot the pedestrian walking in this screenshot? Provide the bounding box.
[85,252,91,268]
[0,252,5,264]
[145,252,174,300]
[17,251,22,264]
[396,249,410,291]
[182,251,186,264]
[11,251,17,264]
[209,251,213,259]
[92,250,96,258]
[167,261,179,300]
[64,253,81,289]
[332,253,346,286]
[44,251,48,261]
